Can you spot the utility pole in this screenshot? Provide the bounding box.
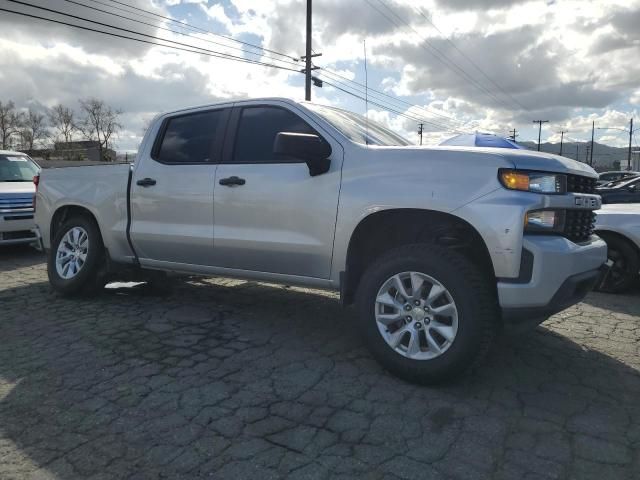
[508,128,517,142]
[304,0,312,101]
[586,144,591,164]
[418,123,423,146]
[590,120,595,166]
[533,120,549,151]
[300,0,322,101]
[576,144,579,161]
[558,130,567,156]
[628,118,633,171]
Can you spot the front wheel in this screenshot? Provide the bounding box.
[48,215,106,296]
[355,244,497,385]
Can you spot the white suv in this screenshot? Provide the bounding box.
[0,150,40,247]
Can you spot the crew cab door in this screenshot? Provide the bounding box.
[212,102,343,278]
[129,107,230,266]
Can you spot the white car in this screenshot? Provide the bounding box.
[595,203,640,292]
[596,170,639,187]
[0,150,40,247]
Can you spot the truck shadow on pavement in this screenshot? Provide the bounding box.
[1,277,639,479]
[0,245,44,271]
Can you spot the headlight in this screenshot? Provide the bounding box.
[524,209,564,233]
[499,169,566,194]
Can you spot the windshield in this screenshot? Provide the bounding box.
[0,154,39,182]
[305,103,411,147]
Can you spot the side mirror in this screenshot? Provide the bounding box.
[273,132,332,176]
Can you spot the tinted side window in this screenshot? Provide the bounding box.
[233,107,315,163]
[157,110,223,163]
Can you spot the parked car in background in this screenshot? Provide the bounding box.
[595,204,640,293]
[0,151,41,247]
[597,175,640,204]
[597,170,639,186]
[440,132,523,149]
[35,98,606,384]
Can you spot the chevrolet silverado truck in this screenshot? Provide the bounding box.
[1,151,41,247]
[34,98,606,384]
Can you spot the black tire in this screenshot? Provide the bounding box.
[47,214,106,296]
[595,234,639,293]
[355,244,498,385]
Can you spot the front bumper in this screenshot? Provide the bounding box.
[497,234,606,323]
[0,216,41,247]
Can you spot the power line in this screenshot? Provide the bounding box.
[321,78,467,133]
[318,73,467,132]
[6,0,489,136]
[5,1,303,71]
[316,71,469,132]
[363,0,515,112]
[413,6,529,111]
[0,5,302,74]
[3,2,460,132]
[59,0,301,69]
[319,68,471,128]
[101,0,299,61]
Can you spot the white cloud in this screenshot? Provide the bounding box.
[0,0,639,151]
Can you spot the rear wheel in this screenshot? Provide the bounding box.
[355,244,497,385]
[596,234,639,293]
[48,215,106,296]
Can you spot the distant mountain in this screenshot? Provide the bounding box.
[518,141,632,170]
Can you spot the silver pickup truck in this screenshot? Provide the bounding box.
[35,98,606,384]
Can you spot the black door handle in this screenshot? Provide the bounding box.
[136,178,156,187]
[219,176,246,186]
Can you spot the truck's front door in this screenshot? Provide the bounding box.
[212,103,343,279]
[130,107,229,266]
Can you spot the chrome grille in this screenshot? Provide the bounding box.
[567,174,596,194]
[0,195,34,218]
[563,210,596,243]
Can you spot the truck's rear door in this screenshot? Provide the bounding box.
[129,106,230,266]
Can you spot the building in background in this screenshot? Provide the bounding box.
[26,140,116,163]
[53,141,116,162]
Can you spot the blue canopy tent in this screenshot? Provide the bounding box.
[440,133,524,149]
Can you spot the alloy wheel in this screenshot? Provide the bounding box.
[55,226,89,280]
[375,271,459,360]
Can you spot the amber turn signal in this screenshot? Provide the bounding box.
[500,170,530,191]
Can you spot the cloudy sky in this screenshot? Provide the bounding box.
[0,0,639,152]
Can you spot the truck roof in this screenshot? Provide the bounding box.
[160,97,301,116]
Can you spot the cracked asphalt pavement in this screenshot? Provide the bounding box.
[1,246,639,479]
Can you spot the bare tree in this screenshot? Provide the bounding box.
[48,104,76,144]
[0,100,22,150]
[78,98,122,161]
[19,108,47,151]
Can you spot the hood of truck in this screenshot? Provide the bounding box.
[378,145,597,178]
[0,181,35,195]
[494,149,597,178]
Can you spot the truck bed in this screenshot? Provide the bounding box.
[35,163,134,262]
